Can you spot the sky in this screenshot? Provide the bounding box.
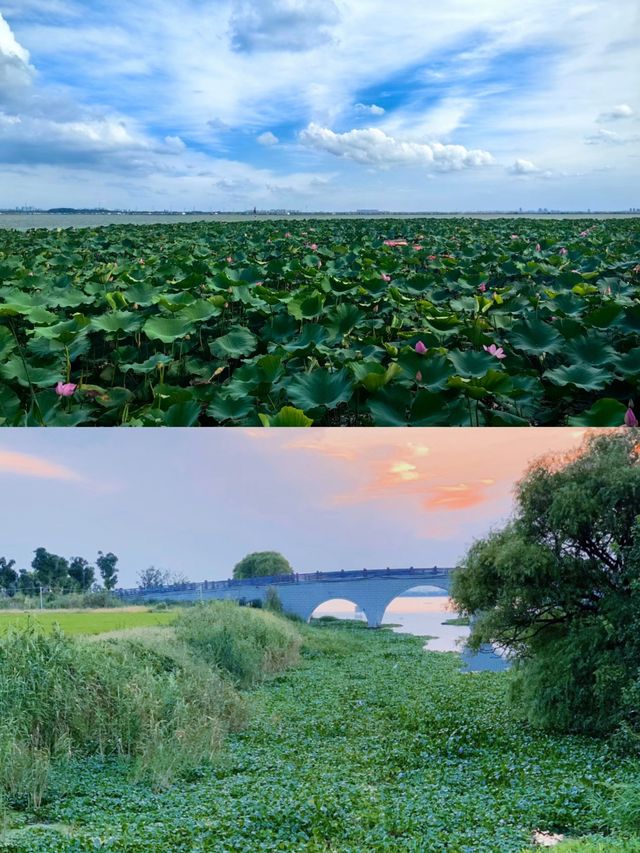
[0,1,638,211]
[0,427,597,588]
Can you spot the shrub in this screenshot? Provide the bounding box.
[176,601,301,687]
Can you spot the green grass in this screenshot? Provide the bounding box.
[2,620,638,851]
[0,608,178,636]
[442,615,470,626]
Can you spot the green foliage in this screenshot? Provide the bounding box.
[96,551,118,591]
[0,605,302,811]
[1,218,639,425]
[233,550,293,579]
[176,601,301,687]
[137,566,170,590]
[2,623,638,850]
[452,430,640,742]
[264,587,283,614]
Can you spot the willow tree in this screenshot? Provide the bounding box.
[452,430,640,747]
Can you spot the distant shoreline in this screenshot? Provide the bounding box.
[2,210,639,231]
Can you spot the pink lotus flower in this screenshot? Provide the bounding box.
[579,230,589,237]
[478,282,487,292]
[416,371,423,382]
[624,405,638,427]
[559,247,568,256]
[381,273,391,282]
[483,343,506,360]
[415,341,428,355]
[226,256,233,263]
[535,243,541,252]
[308,243,318,251]
[510,234,519,239]
[55,382,77,397]
[284,232,292,238]
[383,239,408,247]
[427,254,437,260]
[412,244,423,251]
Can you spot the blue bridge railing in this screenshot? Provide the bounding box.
[116,566,454,598]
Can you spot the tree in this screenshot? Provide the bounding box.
[233,551,293,580]
[97,551,118,590]
[68,557,95,592]
[137,566,170,590]
[0,558,18,594]
[451,430,640,747]
[31,548,71,590]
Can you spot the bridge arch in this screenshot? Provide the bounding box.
[352,581,452,628]
[309,598,367,624]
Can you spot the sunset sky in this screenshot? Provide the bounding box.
[0,428,597,587]
[1,1,638,210]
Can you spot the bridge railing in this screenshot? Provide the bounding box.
[116,566,453,598]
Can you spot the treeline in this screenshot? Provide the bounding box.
[0,549,118,597]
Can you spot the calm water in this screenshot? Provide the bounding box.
[1,212,637,231]
[315,596,509,671]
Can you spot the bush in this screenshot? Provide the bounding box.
[233,551,293,579]
[0,623,243,803]
[176,601,301,687]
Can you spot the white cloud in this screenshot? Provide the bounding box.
[228,0,340,53]
[596,103,634,122]
[257,130,279,145]
[0,13,36,106]
[354,103,385,116]
[508,158,540,174]
[585,128,640,145]
[299,123,493,171]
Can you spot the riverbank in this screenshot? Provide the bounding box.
[2,619,638,851]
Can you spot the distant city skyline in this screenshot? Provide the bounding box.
[1,1,638,210]
[0,428,598,587]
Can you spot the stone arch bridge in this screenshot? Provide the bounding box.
[118,567,455,628]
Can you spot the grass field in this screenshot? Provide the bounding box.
[0,607,179,636]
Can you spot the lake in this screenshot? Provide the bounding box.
[1,212,637,231]
[314,596,509,671]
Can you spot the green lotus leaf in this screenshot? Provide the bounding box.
[509,319,563,355]
[0,356,64,388]
[615,347,640,379]
[120,353,174,374]
[287,290,326,320]
[325,303,365,337]
[209,326,258,359]
[448,349,497,378]
[350,361,401,392]
[91,311,143,334]
[0,327,16,360]
[259,406,313,427]
[543,364,612,391]
[567,398,628,426]
[562,335,617,367]
[142,315,195,343]
[287,368,354,411]
[162,400,202,426]
[207,393,256,422]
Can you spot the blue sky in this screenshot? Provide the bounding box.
[0,428,591,587]
[0,0,639,210]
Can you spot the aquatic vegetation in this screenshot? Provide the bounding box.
[2,621,638,850]
[0,218,638,426]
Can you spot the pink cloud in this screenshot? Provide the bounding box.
[0,450,82,481]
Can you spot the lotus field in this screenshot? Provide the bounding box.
[0,217,639,426]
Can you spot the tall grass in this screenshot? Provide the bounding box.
[176,601,301,687]
[0,603,301,807]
